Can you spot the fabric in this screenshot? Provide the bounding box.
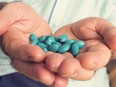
[0,73,47,87]
[0,0,116,87]
[0,68,109,87]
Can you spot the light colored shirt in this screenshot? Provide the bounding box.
[0,0,116,87]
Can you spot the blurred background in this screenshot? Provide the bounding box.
[107,59,116,87]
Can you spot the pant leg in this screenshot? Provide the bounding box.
[0,73,48,87]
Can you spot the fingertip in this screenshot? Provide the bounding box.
[26,45,45,62]
[78,53,98,70]
[78,41,111,70]
[58,58,80,78]
[45,53,65,72]
[104,28,116,50]
[33,63,55,86]
[73,69,95,80]
[105,35,116,50]
[53,75,68,87]
[80,59,97,70]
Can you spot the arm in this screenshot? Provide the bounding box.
[0,2,68,87]
[0,1,16,76]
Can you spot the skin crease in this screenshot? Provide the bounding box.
[0,2,116,87]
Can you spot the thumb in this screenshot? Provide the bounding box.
[97,18,116,50]
[71,17,116,50]
[1,29,45,62]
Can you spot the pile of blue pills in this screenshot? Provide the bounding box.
[29,34,85,56]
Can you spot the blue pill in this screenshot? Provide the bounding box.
[74,40,85,49]
[37,43,48,48]
[48,43,60,52]
[42,47,48,52]
[45,36,56,46]
[55,34,68,42]
[64,39,75,44]
[70,43,79,56]
[44,40,52,46]
[47,36,56,42]
[53,42,62,47]
[29,34,39,45]
[39,35,47,42]
[58,44,71,53]
[29,34,38,41]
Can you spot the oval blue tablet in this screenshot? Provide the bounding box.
[47,36,56,43]
[53,42,62,47]
[64,39,75,44]
[42,47,48,52]
[74,40,85,49]
[45,36,56,46]
[48,43,60,52]
[44,40,52,46]
[39,35,47,42]
[37,43,48,48]
[31,41,38,45]
[55,34,68,42]
[70,43,79,56]
[58,44,71,53]
[29,34,39,45]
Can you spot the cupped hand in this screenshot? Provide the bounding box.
[0,2,68,87]
[46,17,116,80]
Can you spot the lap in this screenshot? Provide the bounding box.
[0,73,47,87]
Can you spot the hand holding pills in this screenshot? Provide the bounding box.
[49,17,116,80]
[28,16,116,81]
[1,2,116,87]
[29,34,94,80]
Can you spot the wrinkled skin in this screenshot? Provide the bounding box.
[0,2,116,87]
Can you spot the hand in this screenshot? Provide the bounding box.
[0,2,68,87]
[45,17,116,80]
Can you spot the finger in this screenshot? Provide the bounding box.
[54,25,78,40]
[101,27,116,50]
[45,53,66,72]
[45,52,73,72]
[95,18,116,50]
[63,52,74,58]
[13,59,55,86]
[77,42,111,70]
[58,58,80,78]
[58,57,94,80]
[45,52,94,80]
[71,17,102,40]
[72,68,94,80]
[52,75,68,87]
[72,17,116,50]
[2,29,45,62]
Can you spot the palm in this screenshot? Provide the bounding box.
[1,2,51,61]
[0,2,69,87]
[50,17,113,80]
[55,18,111,69]
[0,2,58,86]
